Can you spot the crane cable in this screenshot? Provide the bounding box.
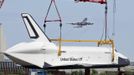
[58,23,62,56]
[43,0,62,56]
[100,0,116,42]
[43,0,62,32]
[112,0,116,38]
[100,0,108,42]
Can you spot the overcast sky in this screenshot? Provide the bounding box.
[0,0,134,61]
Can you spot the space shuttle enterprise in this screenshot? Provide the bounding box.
[4,13,130,69]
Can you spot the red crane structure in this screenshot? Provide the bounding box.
[75,0,106,4]
[0,0,4,8]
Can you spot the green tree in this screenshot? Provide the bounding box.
[91,69,98,75]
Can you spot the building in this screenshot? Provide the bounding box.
[0,61,29,75]
[0,24,6,61]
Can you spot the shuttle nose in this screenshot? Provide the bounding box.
[118,57,130,66]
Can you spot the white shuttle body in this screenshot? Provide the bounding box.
[4,13,130,69]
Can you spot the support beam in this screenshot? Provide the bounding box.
[50,39,113,44]
[118,67,121,75]
[58,23,62,56]
[85,68,90,75]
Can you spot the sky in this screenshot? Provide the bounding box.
[0,0,134,61]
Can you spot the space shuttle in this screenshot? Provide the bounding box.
[4,13,130,69]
